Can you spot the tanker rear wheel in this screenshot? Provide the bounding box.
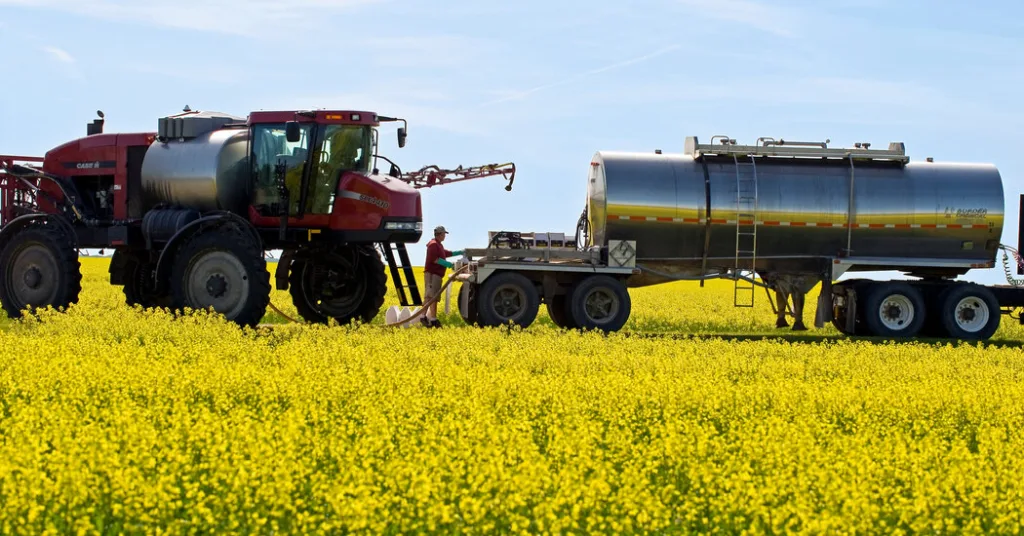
[861,281,926,338]
[289,245,387,326]
[0,224,81,318]
[936,283,1000,341]
[170,229,270,328]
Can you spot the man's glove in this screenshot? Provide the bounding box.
[437,259,454,269]
[451,250,464,257]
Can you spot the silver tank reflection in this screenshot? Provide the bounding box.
[586,150,1004,287]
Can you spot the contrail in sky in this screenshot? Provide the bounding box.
[480,44,681,106]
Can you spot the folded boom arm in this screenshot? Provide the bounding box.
[400,162,515,191]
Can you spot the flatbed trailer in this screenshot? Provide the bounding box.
[453,238,640,331]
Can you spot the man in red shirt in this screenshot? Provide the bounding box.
[422,225,462,327]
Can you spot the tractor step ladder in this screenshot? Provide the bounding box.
[381,242,422,307]
[733,154,758,308]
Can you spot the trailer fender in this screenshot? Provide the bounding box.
[153,212,263,293]
[0,213,77,254]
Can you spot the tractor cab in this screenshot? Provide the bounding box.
[246,110,407,222]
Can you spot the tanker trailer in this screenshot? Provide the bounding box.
[453,135,1024,341]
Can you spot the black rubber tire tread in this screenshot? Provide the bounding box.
[545,294,577,329]
[121,251,170,309]
[937,283,1001,341]
[830,278,870,335]
[458,283,479,326]
[566,274,631,333]
[0,222,81,318]
[169,227,270,328]
[476,271,540,328]
[288,245,388,326]
[861,281,926,338]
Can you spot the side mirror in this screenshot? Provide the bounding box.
[285,121,301,143]
[389,163,400,177]
[397,127,407,148]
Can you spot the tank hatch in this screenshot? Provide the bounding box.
[157,109,246,141]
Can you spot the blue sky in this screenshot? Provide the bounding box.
[1,0,1023,285]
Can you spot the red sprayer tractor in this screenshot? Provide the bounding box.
[0,108,515,327]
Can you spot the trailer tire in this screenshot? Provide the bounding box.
[457,283,479,326]
[830,278,869,335]
[545,295,577,329]
[289,245,387,326]
[0,223,81,318]
[169,228,270,328]
[861,281,926,338]
[566,275,631,333]
[476,272,540,328]
[936,283,1000,341]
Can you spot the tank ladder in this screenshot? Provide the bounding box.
[733,154,759,307]
[380,243,423,307]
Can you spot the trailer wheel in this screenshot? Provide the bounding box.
[936,283,1000,341]
[457,283,479,326]
[289,245,387,326]
[476,272,540,328]
[566,275,631,333]
[0,224,81,318]
[545,295,577,329]
[170,229,270,328]
[861,281,926,338]
[830,279,869,335]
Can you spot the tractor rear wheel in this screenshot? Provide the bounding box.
[0,223,82,318]
[289,245,387,326]
[169,228,270,328]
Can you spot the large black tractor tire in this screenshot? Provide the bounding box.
[0,223,82,318]
[565,275,631,333]
[117,251,171,309]
[289,245,388,326]
[860,281,926,338]
[935,283,1001,341]
[545,294,577,329]
[169,228,270,328]
[475,271,540,328]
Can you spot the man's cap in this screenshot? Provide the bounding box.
[434,225,448,234]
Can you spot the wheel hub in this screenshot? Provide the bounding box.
[23,267,42,289]
[206,274,228,298]
[184,251,250,319]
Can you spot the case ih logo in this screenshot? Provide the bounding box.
[338,189,390,210]
[63,160,115,170]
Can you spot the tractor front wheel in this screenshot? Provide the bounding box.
[0,223,82,318]
[169,228,270,328]
[289,245,387,326]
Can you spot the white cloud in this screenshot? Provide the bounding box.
[41,45,74,63]
[676,0,802,37]
[480,44,683,106]
[0,0,383,36]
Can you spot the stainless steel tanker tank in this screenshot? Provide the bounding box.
[586,138,1005,287]
[140,114,251,214]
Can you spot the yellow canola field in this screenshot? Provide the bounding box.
[0,258,1023,534]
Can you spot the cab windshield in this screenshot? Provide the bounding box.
[306,124,373,214]
[251,122,374,216]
